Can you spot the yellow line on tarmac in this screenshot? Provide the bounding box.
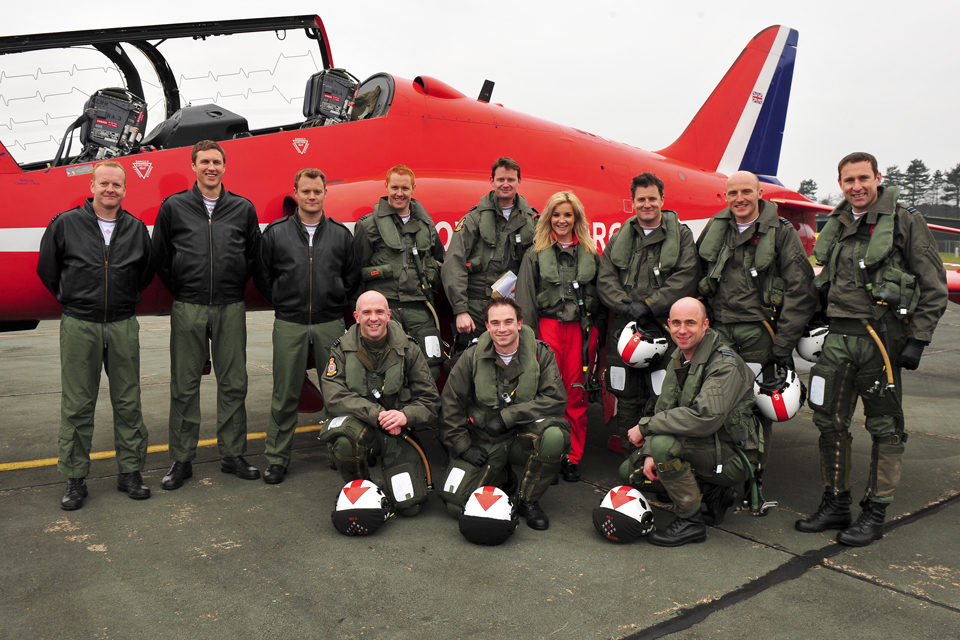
[0,425,324,472]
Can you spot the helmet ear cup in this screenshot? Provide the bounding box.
[458,486,519,546]
[617,322,669,369]
[331,480,394,536]
[592,486,655,543]
[754,369,804,422]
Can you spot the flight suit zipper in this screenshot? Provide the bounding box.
[208,216,214,305]
[308,236,314,345]
[100,217,113,364]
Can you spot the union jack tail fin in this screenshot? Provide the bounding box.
[657,25,798,182]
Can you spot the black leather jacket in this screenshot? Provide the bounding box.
[37,199,154,323]
[255,212,360,324]
[152,183,261,305]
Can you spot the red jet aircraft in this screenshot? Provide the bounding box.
[2,15,957,333]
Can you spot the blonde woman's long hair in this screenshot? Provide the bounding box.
[533,191,595,254]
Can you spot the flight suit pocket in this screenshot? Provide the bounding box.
[808,361,843,413]
[605,364,639,399]
[855,370,902,417]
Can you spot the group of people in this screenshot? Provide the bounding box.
[38,144,948,549]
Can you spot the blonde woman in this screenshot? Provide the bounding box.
[516,191,601,481]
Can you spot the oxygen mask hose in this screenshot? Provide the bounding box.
[861,320,895,388]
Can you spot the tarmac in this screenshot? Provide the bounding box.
[1,304,959,640]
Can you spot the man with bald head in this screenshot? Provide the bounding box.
[619,297,760,546]
[696,170,816,511]
[318,291,440,516]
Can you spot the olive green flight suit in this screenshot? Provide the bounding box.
[596,212,700,455]
[441,192,538,334]
[620,329,759,518]
[808,186,947,504]
[58,315,149,478]
[318,322,440,513]
[354,198,445,378]
[436,325,570,517]
[697,199,816,465]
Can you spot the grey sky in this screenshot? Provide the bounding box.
[5,1,957,202]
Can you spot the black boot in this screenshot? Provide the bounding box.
[837,499,887,547]
[263,464,287,485]
[700,482,738,527]
[61,478,87,511]
[161,461,193,490]
[221,455,260,480]
[517,500,550,530]
[117,471,151,500]
[560,456,581,482]
[795,491,852,533]
[648,510,707,547]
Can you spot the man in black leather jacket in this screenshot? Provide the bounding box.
[254,168,360,483]
[37,160,155,510]
[151,140,262,489]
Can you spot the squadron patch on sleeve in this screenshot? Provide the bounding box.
[326,357,338,377]
[454,217,466,232]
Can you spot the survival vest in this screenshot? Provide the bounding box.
[813,186,919,319]
[535,241,599,317]
[607,210,682,290]
[465,197,537,277]
[468,325,540,431]
[658,331,758,450]
[342,323,412,410]
[697,202,790,318]
[361,199,439,290]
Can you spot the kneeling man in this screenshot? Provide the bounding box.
[319,291,439,516]
[620,297,760,546]
[437,298,570,530]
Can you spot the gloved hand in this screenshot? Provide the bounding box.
[625,300,652,325]
[770,344,795,370]
[460,446,489,468]
[482,413,509,438]
[897,338,927,370]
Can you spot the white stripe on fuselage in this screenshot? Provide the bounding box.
[716,25,790,177]
[2,219,702,252]
[0,228,46,252]
[0,222,351,253]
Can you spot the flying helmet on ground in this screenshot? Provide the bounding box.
[796,322,829,363]
[331,479,394,536]
[592,485,655,542]
[458,486,518,546]
[754,368,806,422]
[617,322,669,369]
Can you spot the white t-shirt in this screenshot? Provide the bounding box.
[737,215,759,234]
[641,224,660,236]
[502,206,513,221]
[303,222,318,246]
[399,213,411,225]
[96,215,117,246]
[498,348,518,366]
[203,195,218,217]
[852,211,866,221]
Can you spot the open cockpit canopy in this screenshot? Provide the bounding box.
[0,15,393,169]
